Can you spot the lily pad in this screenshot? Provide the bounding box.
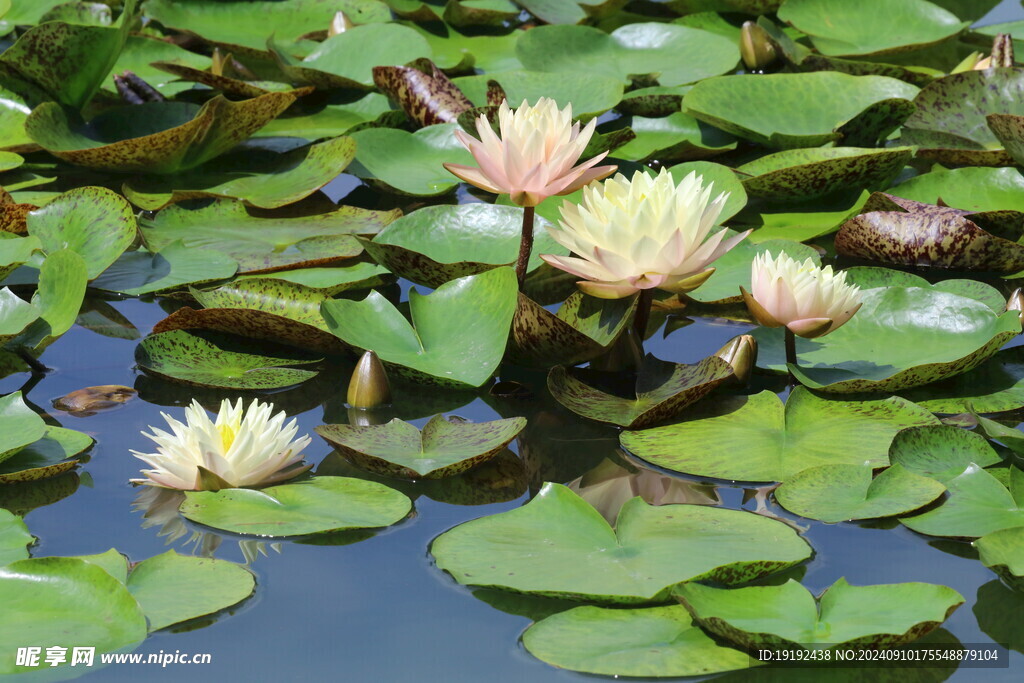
[316,414,526,479]
[0,557,146,675]
[616,112,737,163]
[738,147,913,200]
[27,186,135,280]
[0,391,45,463]
[621,388,938,483]
[777,0,968,58]
[0,288,38,344]
[90,241,238,296]
[26,92,297,173]
[179,476,411,537]
[123,135,357,210]
[901,465,1024,538]
[0,425,93,484]
[974,527,1024,591]
[676,578,963,650]
[0,509,31,566]
[111,34,211,96]
[888,425,1002,484]
[686,237,818,304]
[522,604,752,677]
[775,463,946,523]
[431,482,812,603]
[899,346,1024,414]
[236,262,391,296]
[753,281,1021,393]
[507,291,637,368]
[136,329,319,390]
[517,23,739,87]
[684,72,918,148]
[988,113,1024,168]
[322,267,518,388]
[348,123,474,196]
[453,71,624,122]
[126,550,255,631]
[548,355,735,429]
[373,62,474,128]
[360,204,562,287]
[889,166,1024,216]
[901,69,1024,166]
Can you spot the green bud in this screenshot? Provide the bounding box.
[740,21,777,72]
[347,351,391,409]
[714,334,757,385]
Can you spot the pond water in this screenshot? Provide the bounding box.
[4,0,1024,681]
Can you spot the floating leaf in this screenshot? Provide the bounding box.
[91,242,238,296]
[322,267,518,388]
[522,604,752,677]
[684,72,918,148]
[348,123,474,196]
[888,425,1002,484]
[0,288,38,345]
[373,62,474,127]
[431,482,812,603]
[616,112,737,163]
[621,388,938,483]
[676,578,963,650]
[0,509,31,567]
[0,391,45,464]
[989,113,1024,167]
[136,329,319,390]
[236,262,391,296]
[901,465,1024,538]
[255,94,393,141]
[899,346,1024,414]
[360,204,562,287]
[738,147,912,200]
[111,34,213,96]
[548,355,734,429]
[316,415,526,479]
[0,425,93,484]
[179,476,411,537]
[974,527,1024,591]
[889,166,1024,216]
[126,550,255,631]
[454,71,624,122]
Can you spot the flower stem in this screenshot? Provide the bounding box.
[784,327,797,385]
[634,289,653,340]
[516,206,536,290]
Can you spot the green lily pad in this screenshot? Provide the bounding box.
[236,262,392,295]
[322,267,518,388]
[407,22,521,73]
[26,92,296,174]
[974,527,1024,591]
[522,604,752,677]
[753,281,1021,393]
[126,550,255,631]
[686,237,818,304]
[548,355,735,429]
[0,86,31,152]
[888,425,1002,484]
[901,465,1024,538]
[0,0,69,34]
[431,482,812,604]
[123,135,357,210]
[899,346,1024,414]
[16,248,88,350]
[111,34,211,96]
[517,24,739,87]
[0,288,38,344]
[179,476,411,537]
[0,391,45,463]
[0,425,93,484]
[0,151,21,172]
[889,166,1024,215]
[27,186,135,280]
[348,123,474,196]
[316,414,526,479]
[141,198,397,274]
[775,463,946,523]
[360,204,562,287]
[738,147,913,200]
[621,388,938,483]
[0,509,31,566]
[136,329,319,390]
[777,0,967,58]
[901,69,1024,166]
[684,72,918,149]
[616,112,737,163]
[90,241,238,296]
[676,578,963,650]
[616,85,689,117]
[68,549,128,584]
[454,71,624,122]
[506,291,637,368]
[254,94,395,142]
[0,557,147,675]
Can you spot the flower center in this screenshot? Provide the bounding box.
[217,422,239,452]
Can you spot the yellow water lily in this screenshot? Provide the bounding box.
[541,168,748,299]
[130,398,312,491]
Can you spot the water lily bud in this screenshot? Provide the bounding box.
[992,33,1014,68]
[714,334,757,385]
[589,327,643,373]
[347,351,392,409]
[1006,288,1024,328]
[328,11,353,37]
[740,21,777,72]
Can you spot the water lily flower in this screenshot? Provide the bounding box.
[130,398,312,491]
[540,168,748,300]
[741,251,862,340]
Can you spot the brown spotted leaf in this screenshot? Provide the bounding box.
[372,61,474,128]
[151,61,274,98]
[987,113,1024,168]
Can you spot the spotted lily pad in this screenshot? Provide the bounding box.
[0,509,31,566]
[236,262,392,296]
[676,578,963,650]
[136,329,319,390]
[621,388,938,483]
[548,355,735,429]
[316,414,526,479]
[179,476,411,537]
[373,61,474,128]
[26,92,296,174]
[901,465,1024,538]
[899,346,1024,414]
[974,527,1024,591]
[989,113,1024,168]
[684,72,918,149]
[90,241,239,296]
[517,24,740,87]
[777,0,968,58]
[616,112,737,163]
[431,482,812,604]
[506,291,637,368]
[522,604,752,677]
[738,147,913,200]
[0,425,93,484]
[348,123,474,196]
[888,425,1002,484]
[123,135,357,210]
[360,204,563,287]
[322,267,518,388]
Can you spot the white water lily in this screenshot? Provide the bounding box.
[742,251,862,338]
[130,398,312,491]
[540,168,749,299]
